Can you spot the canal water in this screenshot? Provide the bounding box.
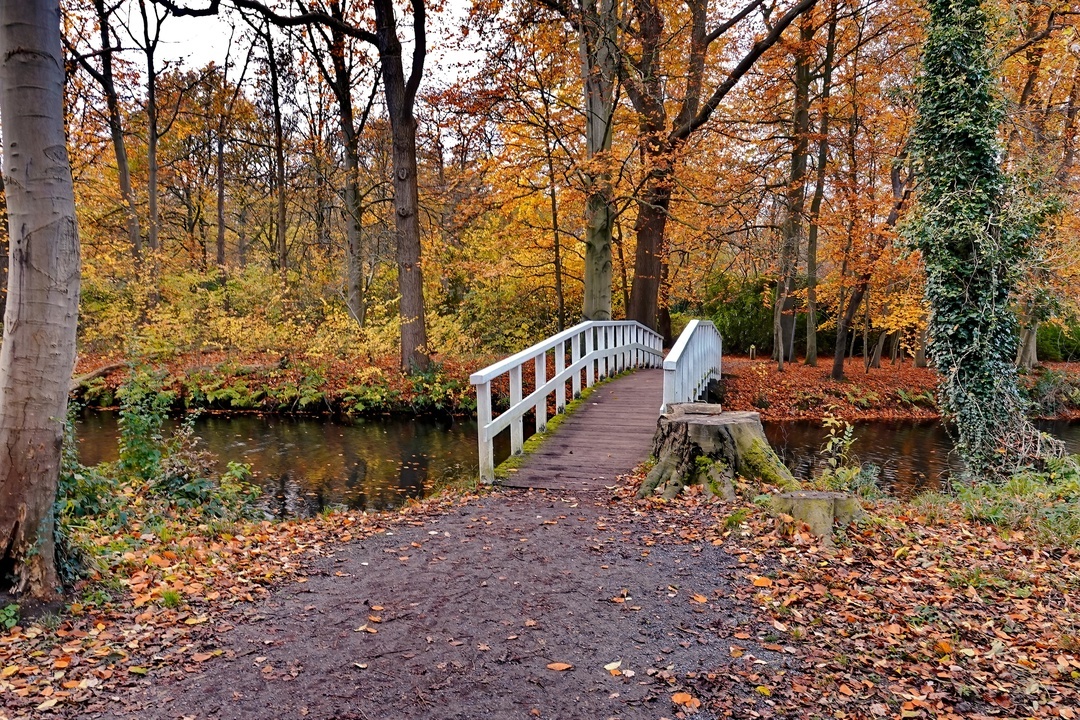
[765,419,1080,497]
[74,411,1080,513]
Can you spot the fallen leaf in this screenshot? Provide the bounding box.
[604,660,622,671]
[752,576,773,587]
[690,593,708,604]
[546,662,573,671]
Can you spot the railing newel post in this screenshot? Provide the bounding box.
[477,380,494,483]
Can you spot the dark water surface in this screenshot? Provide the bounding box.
[764,419,1080,497]
[76,411,1080,511]
[75,411,485,515]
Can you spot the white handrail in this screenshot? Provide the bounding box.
[661,319,722,414]
[470,320,665,483]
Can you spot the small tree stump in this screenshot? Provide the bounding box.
[639,405,798,499]
[771,490,864,543]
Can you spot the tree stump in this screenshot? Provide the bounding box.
[639,405,799,499]
[771,490,864,544]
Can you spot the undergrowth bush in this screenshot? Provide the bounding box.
[1024,368,1080,415]
[915,455,1080,546]
[814,414,884,499]
[56,369,261,587]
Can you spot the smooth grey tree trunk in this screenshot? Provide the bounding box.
[0,0,81,600]
[578,0,617,320]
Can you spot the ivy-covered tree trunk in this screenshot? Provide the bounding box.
[909,0,1058,476]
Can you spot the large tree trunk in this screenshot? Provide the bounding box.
[1016,320,1039,369]
[627,169,672,331]
[0,171,7,325]
[139,0,161,253]
[0,0,81,600]
[215,124,227,267]
[774,13,814,371]
[578,0,617,321]
[805,4,837,367]
[374,0,430,372]
[264,27,288,275]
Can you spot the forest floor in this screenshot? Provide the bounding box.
[3,470,1078,720]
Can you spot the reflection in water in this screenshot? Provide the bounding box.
[764,419,1080,497]
[76,411,1080,512]
[75,411,479,516]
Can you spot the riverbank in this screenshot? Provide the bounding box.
[4,466,1077,719]
[71,351,493,417]
[72,351,1080,424]
[720,355,1080,422]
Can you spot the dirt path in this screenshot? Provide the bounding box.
[86,487,778,720]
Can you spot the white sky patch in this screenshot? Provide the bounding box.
[157,0,480,87]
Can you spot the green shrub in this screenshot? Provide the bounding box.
[116,367,175,481]
[703,276,774,355]
[1037,322,1080,362]
[0,604,18,630]
[1024,368,1080,415]
[410,364,474,413]
[948,455,1080,546]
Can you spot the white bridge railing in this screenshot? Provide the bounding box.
[662,319,723,414]
[469,320,664,483]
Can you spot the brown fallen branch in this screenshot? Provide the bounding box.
[70,361,127,392]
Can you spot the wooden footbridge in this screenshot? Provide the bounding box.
[469,320,723,490]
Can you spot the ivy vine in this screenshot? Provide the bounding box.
[906,0,1061,477]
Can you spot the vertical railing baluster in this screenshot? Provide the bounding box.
[535,352,547,433]
[510,365,523,454]
[585,327,595,387]
[555,340,566,412]
[573,330,583,396]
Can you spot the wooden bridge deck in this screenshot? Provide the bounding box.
[499,369,663,491]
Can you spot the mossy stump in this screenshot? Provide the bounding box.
[771,491,863,545]
[639,406,798,499]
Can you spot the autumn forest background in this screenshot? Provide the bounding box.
[35,0,1075,391]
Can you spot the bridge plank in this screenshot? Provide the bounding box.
[498,369,662,490]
